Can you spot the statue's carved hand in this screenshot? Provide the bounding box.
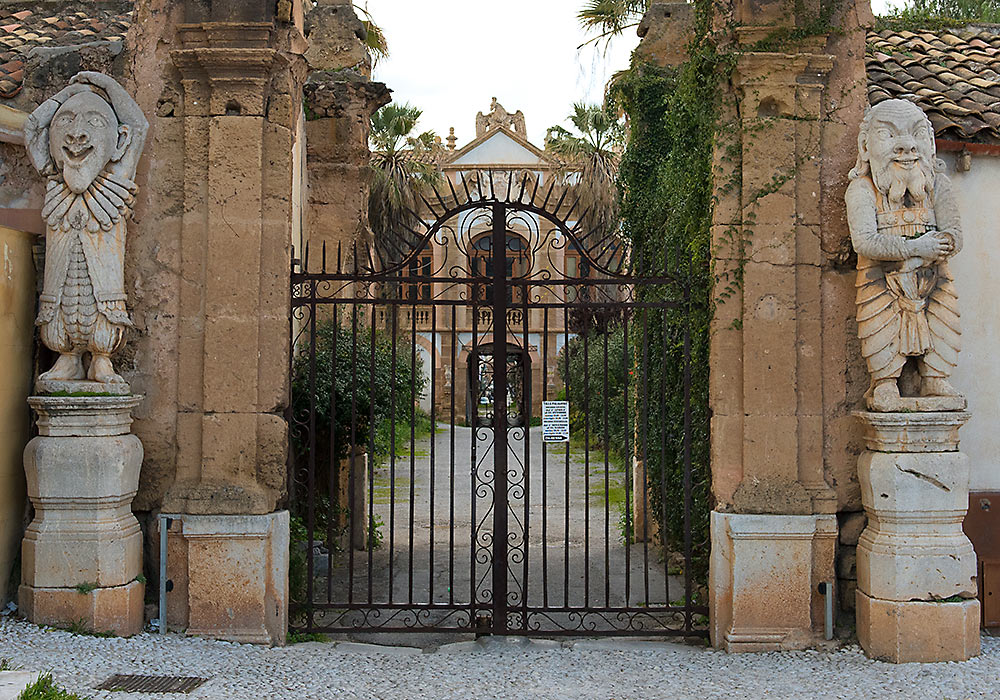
[908,231,952,261]
[69,71,116,92]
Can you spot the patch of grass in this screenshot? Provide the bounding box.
[17,673,89,700]
[287,630,328,644]
[133,574,146,585]
[935,595,971,603]
[0,658,16,671]
[368,514,384,550]
[371,469,411,505]
[73,582,97,595]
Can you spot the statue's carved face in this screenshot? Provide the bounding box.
[862,100,936,204]
[48,92,120,194]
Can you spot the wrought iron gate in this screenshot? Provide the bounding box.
[288,171,707,637]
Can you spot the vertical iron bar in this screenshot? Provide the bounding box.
[641,308,651,605]
[388,304,398,604]
[470,280,479,625]
[521,279,530,631]
[327,306,340,604]
[409,300,417,603]
[541,306,549,609]
[660,307,670,606]
[622,307,631,609]
[603,326,610,608]
[491,202,509,634]
[348,303,360,605]
[563,299,571,608]
[682,278,694,632]
[429,304,438,604]
[367,297,378,603]
[306,292,317,629]
[450,304,457,606]
[583,323,591,608]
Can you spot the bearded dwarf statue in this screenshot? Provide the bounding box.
[24,72,148,387]
[846,99,963,412]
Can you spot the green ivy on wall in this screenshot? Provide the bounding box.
[611,0,726,584]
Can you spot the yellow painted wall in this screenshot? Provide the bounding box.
[0,224,34,605]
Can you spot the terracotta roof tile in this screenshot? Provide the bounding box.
[0,4,133,98]
[868,24,1000,143]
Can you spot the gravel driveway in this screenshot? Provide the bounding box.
[2,617,999,699]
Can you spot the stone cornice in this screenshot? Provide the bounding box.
[176,22,274,49]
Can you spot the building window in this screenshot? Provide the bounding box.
[469,233,529,303]
[564,241,593,302]
[407,254,432,302]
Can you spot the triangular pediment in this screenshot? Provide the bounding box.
[447,127,557,167]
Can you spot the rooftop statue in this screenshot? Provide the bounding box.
[476,97,527,139]
[846,99,963,412]
[24,71,148,387]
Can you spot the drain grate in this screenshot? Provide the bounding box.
[95,674,209,693]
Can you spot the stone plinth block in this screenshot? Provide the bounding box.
[856,590,980,662]
[19,580,144,637]
[855,411,970,453]
[21,396,144,635]
[857,449,977,601]
[710,512,837,652]
[160,511,289,645]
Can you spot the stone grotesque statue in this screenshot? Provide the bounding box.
[24,72,148,387]
[846,98,963,412]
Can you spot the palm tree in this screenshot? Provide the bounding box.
[545,102,625,241]
[368,103,440,258]
[578,0,650,46]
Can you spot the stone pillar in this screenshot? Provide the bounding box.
[706,13,842,652]
[155,7,307,644]
[854,412,980,662]
[20,397,145,636]
[304,72,390,268]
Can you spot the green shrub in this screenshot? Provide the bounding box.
[291,315,426,466]
[17,674,87,700]
[558,323,629,457]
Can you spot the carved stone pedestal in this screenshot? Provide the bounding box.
[159,511,288,645]
[19,396,144,636]
[710,512,837,652]
[855,411,980,662]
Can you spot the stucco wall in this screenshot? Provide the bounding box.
[942,151,1000,491]
[0,224,34,605]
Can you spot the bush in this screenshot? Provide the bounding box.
[558,323,629,457]
[291,316,426,467]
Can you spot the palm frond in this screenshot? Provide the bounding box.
[353,3,389,66]
[578,0,649,39]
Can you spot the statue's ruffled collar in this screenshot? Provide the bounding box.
[41,171,137,233]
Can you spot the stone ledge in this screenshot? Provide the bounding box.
[19,580,144,637]
[855,411,970,452]
[856,590,980,663]
[28,395,142,437]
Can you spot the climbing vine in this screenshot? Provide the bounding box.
[610,0,726,584]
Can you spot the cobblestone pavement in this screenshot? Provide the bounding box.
[1,618,999,699]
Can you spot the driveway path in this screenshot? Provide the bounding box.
[318,425,683,636]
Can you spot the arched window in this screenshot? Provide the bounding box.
[468,233,529,303]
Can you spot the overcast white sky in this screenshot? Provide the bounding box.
[367,0,640,147]
[368,1,897,148]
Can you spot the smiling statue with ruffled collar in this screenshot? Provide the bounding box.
[24,71,148,388]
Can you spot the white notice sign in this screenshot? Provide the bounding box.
[541,401,570,443]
